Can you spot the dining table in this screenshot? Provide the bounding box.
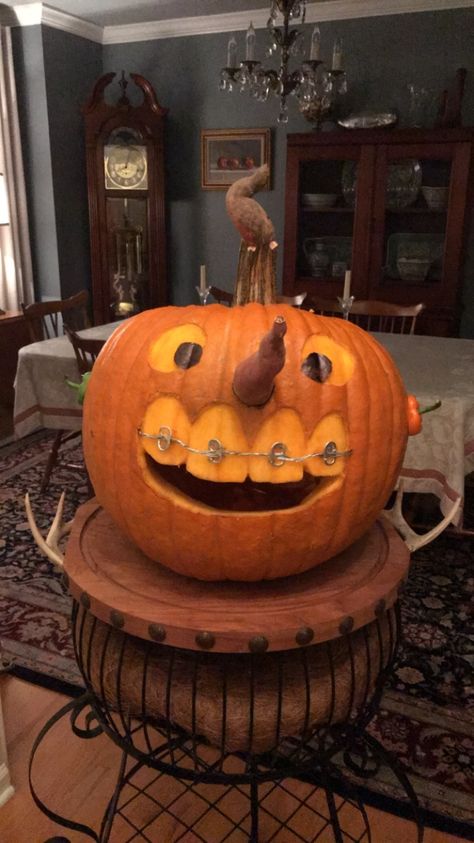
[13,323,474,527]
[13,321,121,440]
[378,333,474,527]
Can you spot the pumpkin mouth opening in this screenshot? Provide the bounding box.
[144,454,327,512]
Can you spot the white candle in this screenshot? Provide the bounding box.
[332,37,343,71]
[246,22,256,61]
[200,264,207,292]
[343,270,351,301]
[227,35,237,69]
[310,26,321,61]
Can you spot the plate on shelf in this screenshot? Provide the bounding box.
[338,111,398,129]
[302,193,338,208]
[385,233,445,280]
[342,159,422,209]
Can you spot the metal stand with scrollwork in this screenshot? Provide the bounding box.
[30,501,424,843]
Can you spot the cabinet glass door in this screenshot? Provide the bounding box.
[284,145,374,299]
[369,143,463,323]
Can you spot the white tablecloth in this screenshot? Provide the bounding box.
[13,326,474,526]
[13,322,120,439]
[375,333,474,526]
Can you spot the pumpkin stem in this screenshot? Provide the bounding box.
[225,164,277,305]
[233,316,286,406]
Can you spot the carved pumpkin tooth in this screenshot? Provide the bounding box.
[306,414,348,477]
[249,409,305,483]
[187,405,249,483]
[141,396,190,466]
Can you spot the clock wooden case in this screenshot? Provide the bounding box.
[83,72,168,325]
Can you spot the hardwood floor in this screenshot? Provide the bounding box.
[0,675,469,842]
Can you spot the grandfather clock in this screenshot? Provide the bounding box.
[83,72,168,324]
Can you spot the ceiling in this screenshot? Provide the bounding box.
[2,1,469,36]
[1,0,309,28]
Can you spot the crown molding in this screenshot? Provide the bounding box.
[103,0,474,43]
[8,2,102,43]
[102,10,268,45]
[5,0,474,46]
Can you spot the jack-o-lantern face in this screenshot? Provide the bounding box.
[83,304,408,580]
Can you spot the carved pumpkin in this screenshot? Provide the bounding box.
[83,303,408,581]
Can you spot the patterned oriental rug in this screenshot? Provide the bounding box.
[0,432,473,839]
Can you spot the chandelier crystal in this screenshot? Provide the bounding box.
[219,0,347,125]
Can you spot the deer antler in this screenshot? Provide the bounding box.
[382,480,461,552]
[25,492,73,569]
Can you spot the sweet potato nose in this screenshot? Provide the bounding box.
[233,316,287,407]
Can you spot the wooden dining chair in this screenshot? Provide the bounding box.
[276,292,307,307]
[304,295,343,317]
[209,288,308,308]
[348,301,426,334]
[20,291,90,493]
[305,296,425,334]
[209,286,234,305]
[21,290,90,344]
[66,328,106,375]
[66,329,106,497]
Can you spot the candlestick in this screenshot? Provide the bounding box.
[246,22,256,61]
[227,35,237,69]
[343,269,351,301]
[195,285,211,305]
[310,26,321,61]
[332,37,343,71]
[200,264,207,292]
[337,294,355,320]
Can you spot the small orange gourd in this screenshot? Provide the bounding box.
[83,303,410,581]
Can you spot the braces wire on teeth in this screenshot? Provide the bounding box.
[138,427,352,467]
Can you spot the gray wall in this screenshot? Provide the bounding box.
[42,26,102,299]
[13,24,101,301]
[104,8,474,334]
[12,24,61,300]
[13,7,474,333]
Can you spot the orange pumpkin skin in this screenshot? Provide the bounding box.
[83,303,408,581]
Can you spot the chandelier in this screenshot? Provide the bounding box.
[219,0,347,125]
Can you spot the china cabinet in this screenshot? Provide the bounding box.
[83,72,168,325]
[283,128,474,336]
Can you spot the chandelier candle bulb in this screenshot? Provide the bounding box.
[200,265,207,292]
[246,22,256,61]
[343,270,351,301]
[227,35,237,69]
[310,26,321,61]
[332,37,343,71]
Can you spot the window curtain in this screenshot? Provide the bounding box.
[0,26,33,312]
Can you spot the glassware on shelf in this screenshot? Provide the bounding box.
[406,84,437,128]
[342,159,422,209]
[303,240,330,278]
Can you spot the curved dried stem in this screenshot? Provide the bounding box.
[382,480,461,552]
[24,491,73,569]
[233,316,287,406]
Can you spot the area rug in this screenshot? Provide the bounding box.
[0,431,473,838]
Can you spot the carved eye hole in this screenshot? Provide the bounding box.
[174,342,203,370]
[301,352,333,383]
[148,324,206,373]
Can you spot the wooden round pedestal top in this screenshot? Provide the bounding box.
[64,501,409,654]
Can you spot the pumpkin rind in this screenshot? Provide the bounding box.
[83,304,408,580]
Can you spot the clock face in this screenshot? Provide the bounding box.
[104,144,148,190]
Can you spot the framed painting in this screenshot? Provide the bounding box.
[201,128,271,190]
